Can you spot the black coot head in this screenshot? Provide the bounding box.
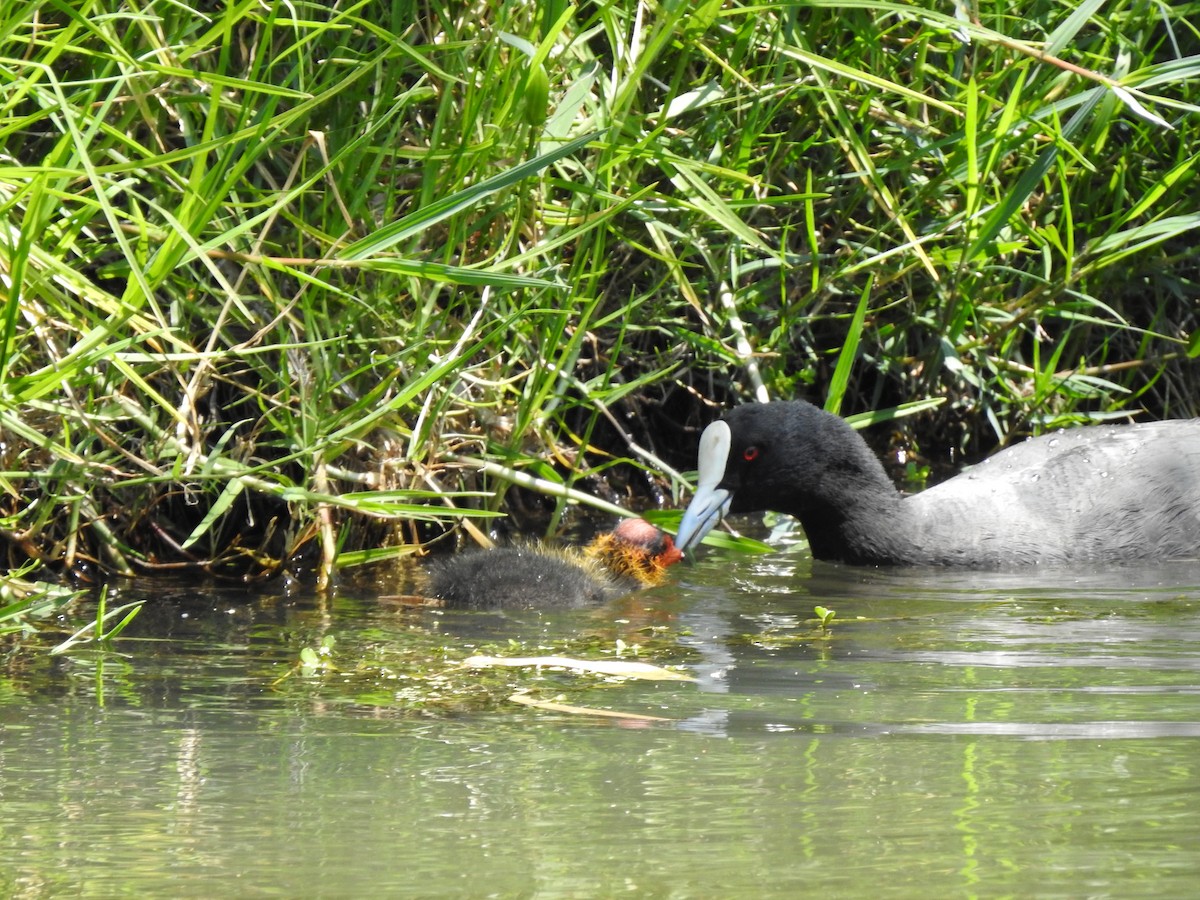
[720,402,844,513]
[675,402,857,553]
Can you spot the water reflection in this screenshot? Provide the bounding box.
[665,545,1200,745]
[1,546,1199,896]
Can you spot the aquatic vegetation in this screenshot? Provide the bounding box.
[0,565,85,639]
[274,619,697,717]
[50,587,143,655]
[297,636,339,677]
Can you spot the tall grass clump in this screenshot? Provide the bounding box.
[1,0,1198,614]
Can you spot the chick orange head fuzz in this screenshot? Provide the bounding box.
[611,517,684,567]
[588,517,683,586]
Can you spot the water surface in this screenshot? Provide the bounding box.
[2,547,1199,897]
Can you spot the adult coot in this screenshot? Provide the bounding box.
[429,517,683,609]
[675,400,1200,567]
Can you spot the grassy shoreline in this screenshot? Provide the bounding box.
[2,1,1199,635]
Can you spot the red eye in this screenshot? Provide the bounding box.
[743,446,760,462]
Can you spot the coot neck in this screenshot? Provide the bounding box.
[795,467,919,565]
[783,410,919,565]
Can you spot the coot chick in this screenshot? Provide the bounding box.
[428,518,683,610]
[675,400,1200,567]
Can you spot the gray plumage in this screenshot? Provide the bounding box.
[677,400,1200,567]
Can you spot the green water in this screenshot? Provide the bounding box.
[2,550,1199,897]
